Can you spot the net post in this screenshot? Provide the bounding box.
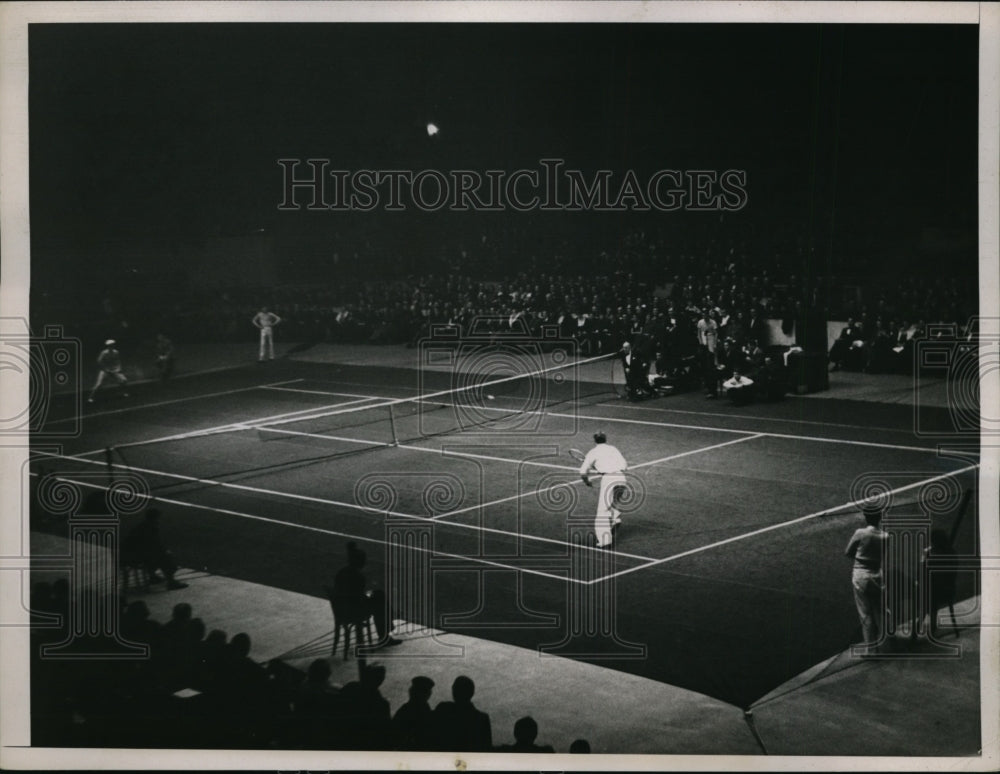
[389,403,400,447]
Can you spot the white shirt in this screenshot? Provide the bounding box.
[253,311,281,330]
[723,374,754,390]
[579,443,628,476]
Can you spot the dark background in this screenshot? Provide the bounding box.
[29,23,978,296]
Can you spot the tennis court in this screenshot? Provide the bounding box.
[31,353,980,708]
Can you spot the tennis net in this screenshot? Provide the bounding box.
[106,351,620,485]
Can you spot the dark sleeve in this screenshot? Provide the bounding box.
[480,712,492,751]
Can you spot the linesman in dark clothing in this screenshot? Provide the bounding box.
[332,542,400,648]
[122,508,187,590]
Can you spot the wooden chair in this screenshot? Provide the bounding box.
[324,585,373,660]
[120,559,151,594]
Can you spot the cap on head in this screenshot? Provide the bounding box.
[593,432,607,444]
[411,675,435,692]
[105,339,116,346]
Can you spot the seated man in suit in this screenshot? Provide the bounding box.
[619,342,652,402]
[829,318,861,371]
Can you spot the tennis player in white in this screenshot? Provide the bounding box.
[252,306,282,361]
[87,339,129,403]
[578,431,628,548]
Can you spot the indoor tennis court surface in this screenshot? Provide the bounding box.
[31,356,981,708]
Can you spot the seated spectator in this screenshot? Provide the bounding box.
[161,602,193,648]
[193,629,228,692]
[339,662,391,750]
[171,616,205,689]
[829,318,860,371]
[217,631,268,701]
[332,542,400,649]
[120,600,161,649]
[495,716,555,753]
[121,508,188,590]
[293,659,342,749]
[392,675,436,751]
[866,319,894,374]
[723,367,755,406]
[842,320,869,371]
[569,738,591,753]
[620,341,651,401]
[890,320,914,374]
[154,333,175,380]
[432,675,492,752]
[754,356,786,401]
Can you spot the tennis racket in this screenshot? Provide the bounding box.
[568,448,586,462]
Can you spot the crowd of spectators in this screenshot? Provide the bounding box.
[29,516,587,752]
[31,219,975,386]
[30,581,588,752]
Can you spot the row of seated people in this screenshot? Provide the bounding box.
[293,663,590,753]
[41,240,973,358]
[827,317,971,375]
[622,336,788,405]
[29,586,593,752]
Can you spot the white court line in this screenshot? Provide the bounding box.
[254,425,581,472]
[430,434,766,523]
[256,425,763,474]
[247,351,617,431]
[548,410,970,456]
[263,386,385,399]
[81,355,611,454]
[30,449,658,562]
[77,393,384,456]
[26,473,582,584]
[629,434,767,470]
[606,401,922,435]
[586,462,982,586]
[258,383,945,457]
[45,378,306,425]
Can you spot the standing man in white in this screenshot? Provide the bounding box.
[252,306,282,361]
[578,432,628,549]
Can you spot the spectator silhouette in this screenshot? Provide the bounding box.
[161,603,193,649]
[433,675,492,752]
[339,662,391,750]
[495,716,555,753]
[218,632,268,700]
[157,603,194,688]
[392,675,435,750]
[193,629,228,692]
[121,508,187,589]
[293,659,342,749]
[569,738,591,753]
[120,600,161,650]
[172,616,205,688]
